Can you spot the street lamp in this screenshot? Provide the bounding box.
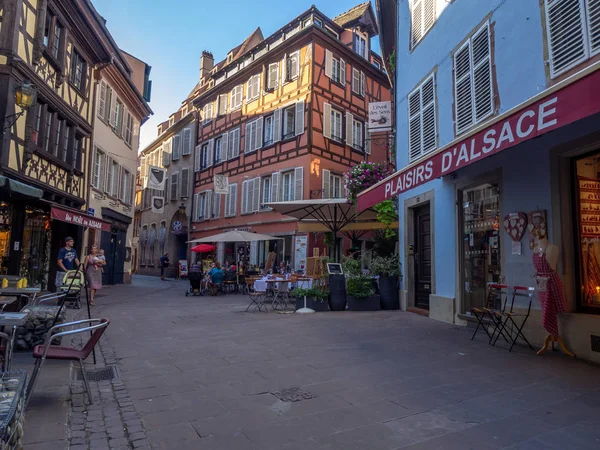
[15,81,37,110]
[4,80,37,132]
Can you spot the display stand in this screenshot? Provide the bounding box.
[537,335,575,357]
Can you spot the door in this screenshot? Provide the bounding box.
[414,204,432,309]
[113,229,126,284]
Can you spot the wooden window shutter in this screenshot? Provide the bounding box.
[194,145,201,172]
[193,193,199,221]
[213,192,220,218]
[421,74,437,155]
[170,172,178,201]
[340,59,346,86]
[98,151,107,192]
[295,100,304,136]
[221,132,229,160]
[253,178,260,212]
[360,72,366,96]
[273,108,282,142]
[545,0,588,78]
[271,172,280,202]
[352,68,360,94]
[180,168,189,198]
[231,183,238,216]
[365,131,371,154]
[172,134,181,160]
[589,0,600,56]
[256,117,264,150]
[325,49,333,78]
[453,40,472,134]
[205,190,211,219]
[294,167,303,200]
[323,103,332,139]
[207,139,214,167]
[268,62,279,90]
[408,87,422,161]
[472,22,493,123]
[345,112,354,146]
[241,181,248,214]
[98,82,107,119]
[182,128,192,155]
[322,169,331,199]
[244,123,250,153]
[232,128,240,158]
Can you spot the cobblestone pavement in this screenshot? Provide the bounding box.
[22,275,600,449]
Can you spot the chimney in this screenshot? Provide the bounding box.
[200,50,214,82]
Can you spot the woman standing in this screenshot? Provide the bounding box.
[84,245,104,305]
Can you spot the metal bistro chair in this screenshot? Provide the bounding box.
[26,292,67,308]
[26,318,110,409]
[490,286,535,352]
[245,279,266,312]
[471,283,511,344]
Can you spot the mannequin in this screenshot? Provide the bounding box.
[532,230,574,357]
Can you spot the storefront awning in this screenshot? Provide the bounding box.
[0,175,43,199]
[357,63,600,212]
[51,206,111,232]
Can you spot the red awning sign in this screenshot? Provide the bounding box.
[357,66,600,211]
[51,206,111,232]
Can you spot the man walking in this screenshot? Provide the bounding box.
[159,252,170,281]
[56,237,80,291]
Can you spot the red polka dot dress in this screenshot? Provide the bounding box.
[533,244,566,337]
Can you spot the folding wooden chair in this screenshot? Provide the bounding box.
[471,283,510,343]
[491,286,535,352]
[245,279,266,312]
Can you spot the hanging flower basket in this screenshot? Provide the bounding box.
[344,162,393,204]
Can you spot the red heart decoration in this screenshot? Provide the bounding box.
[503,213,528,242]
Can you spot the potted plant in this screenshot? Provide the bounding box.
[294,287,329,312]
[371,254,401,310]
[346,275,380,311]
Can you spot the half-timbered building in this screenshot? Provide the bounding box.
[189,2,392,270]
[0,0,133,289]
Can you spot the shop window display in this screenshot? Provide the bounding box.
[462,183,501,312]
[0,203,12,275]
[20,206,51,288]
[575,155,600,312]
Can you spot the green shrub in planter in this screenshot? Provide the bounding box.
[371,254,401,310]
[293,287,329,311]
[347,275,380,311]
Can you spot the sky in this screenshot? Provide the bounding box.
[92,0,379,152]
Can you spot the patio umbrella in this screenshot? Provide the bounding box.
[187,229,282,244]
[191,244,216,253]
[265,199,379,262]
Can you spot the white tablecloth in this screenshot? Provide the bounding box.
[254,278,296,292]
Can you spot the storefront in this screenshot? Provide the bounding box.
[358,65,600,363]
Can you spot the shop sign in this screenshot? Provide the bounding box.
[295,235,308,271]
[368,102,392,132]
[358,68,600,211]
[147,166,167,190]
[51,207,111,232]
[214,174,229,194]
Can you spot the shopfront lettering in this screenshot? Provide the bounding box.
[358,68,600,212]
[51,207,111,232]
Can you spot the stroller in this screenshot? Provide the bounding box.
[185,265,204,296]
[58,270,85,309]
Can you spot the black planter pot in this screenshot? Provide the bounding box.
[379,275,399,310]
[328,274,347,311]
[347,295,381,311]
[295,297,330,312]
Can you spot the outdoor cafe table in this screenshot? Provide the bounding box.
[0,288,41,309]
[0,312,29,371]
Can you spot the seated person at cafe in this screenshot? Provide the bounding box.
[208,262,224,286]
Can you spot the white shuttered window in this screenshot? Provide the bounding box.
[411,0,435,48]
[453,21,493,135]
[408,72,436,161]
[228,127,241,159]
[225,183,238,217]
[545,0,600,78]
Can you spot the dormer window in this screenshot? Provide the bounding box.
[353,33,367,59]
[227,53,233,63]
